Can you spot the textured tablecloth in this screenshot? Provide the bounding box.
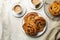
[0,0,60,40]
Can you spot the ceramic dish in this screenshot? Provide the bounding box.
[22,11,47,38]
[11,2,27,18]
[44,0,60,21]
[28,0,44,9]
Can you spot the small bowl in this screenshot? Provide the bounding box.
[28,0,44,9]
[13,5,22,14]
[12,3,27,18]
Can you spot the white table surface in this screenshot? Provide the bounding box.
[0,0,60,40]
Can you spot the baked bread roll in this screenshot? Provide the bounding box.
[48,1,60,16]
[23,23,37,36]
[24,12,38,23]
[34,17,46,32]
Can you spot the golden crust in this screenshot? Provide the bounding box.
[34,17,46,32]
[48,1,60,16]
[23,23,37,36]
[24,12,38,23]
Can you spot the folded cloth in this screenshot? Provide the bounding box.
[46,25,60,40]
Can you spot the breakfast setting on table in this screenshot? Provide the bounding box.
[0,0,60,40]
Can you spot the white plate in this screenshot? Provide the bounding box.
[22,11,47,37]
[28,0,44,9]
[44,0,60,21]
